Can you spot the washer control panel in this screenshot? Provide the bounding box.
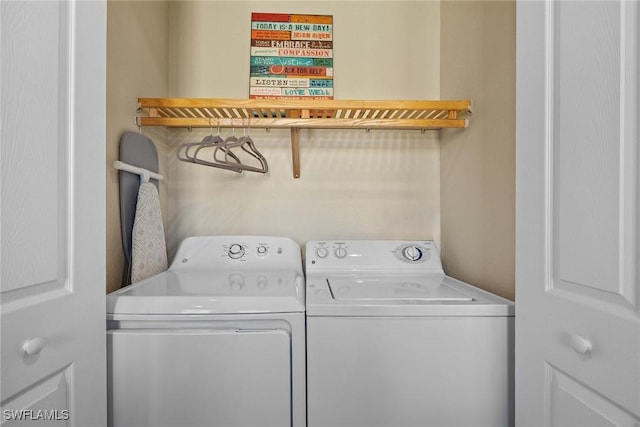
[306,240,442,272]
[310,241,350,263]
[392,243,432,264]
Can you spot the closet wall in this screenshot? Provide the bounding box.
[440,0,516,300]
[106,1,170,293]
[105,1,516,301]
[165,1,442,260]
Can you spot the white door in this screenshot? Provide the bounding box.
[516,1,640,426]
[1,1,106,426]
[108,329,291,427]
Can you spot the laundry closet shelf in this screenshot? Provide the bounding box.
[136,98,473,178]
[137,98,472,129]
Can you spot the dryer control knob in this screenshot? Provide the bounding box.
[228,244,245,259]
[402,245,423,262]
[316,247,329,258]
[334,247,348,259]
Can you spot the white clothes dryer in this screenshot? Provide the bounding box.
[107,236,305,427]
[305,240,515,427]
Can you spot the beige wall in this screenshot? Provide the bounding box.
[440,0,516,300]
[106,1,170,293]
[165,1,443,259]
[105,1,517,301]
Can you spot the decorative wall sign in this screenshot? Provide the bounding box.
[249,13,333,100]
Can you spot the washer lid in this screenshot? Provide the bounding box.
[307,274,514,316]
[107,271,305,315]
[327,277,473,302]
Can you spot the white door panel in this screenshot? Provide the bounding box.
[516,0,640,425]
[1,295,75,399]
[554,1,622,295]
[1,1,106,425]
[0,0,65,294]
[548,365,639,427]
[2,369,70,426]
[108,329,291,427]
[551,1,638,307]
[535,297,640,417]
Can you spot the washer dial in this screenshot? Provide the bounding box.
[334,247,347,259]
[401,245,423,262]
[315,247,329,258]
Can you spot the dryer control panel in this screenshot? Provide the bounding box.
[170,235,302,271]
[223,242,278,260]
[306,240,443,272]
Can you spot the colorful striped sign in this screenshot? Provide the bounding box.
[250,77,334,88]
[250,86,334,97]
[251,40,333,50]
[251,22,333,33]
[250,65,333,77]
[250,13,333,100]
[250,47,333,58]
[250,77,310,88]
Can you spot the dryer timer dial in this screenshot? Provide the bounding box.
[228,244,245,259]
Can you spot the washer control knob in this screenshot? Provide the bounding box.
[316,247,329,258]
[334,247,348,259]
[257,245,268,256]
[402,245,423,262]
[228,244,245,259]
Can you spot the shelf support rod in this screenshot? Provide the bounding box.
[291,128,301,179]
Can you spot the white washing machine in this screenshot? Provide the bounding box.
[107,236,305,427]
[305,240,515,427]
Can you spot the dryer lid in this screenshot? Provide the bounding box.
[327,276,473,302]
[107,270,305,315]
